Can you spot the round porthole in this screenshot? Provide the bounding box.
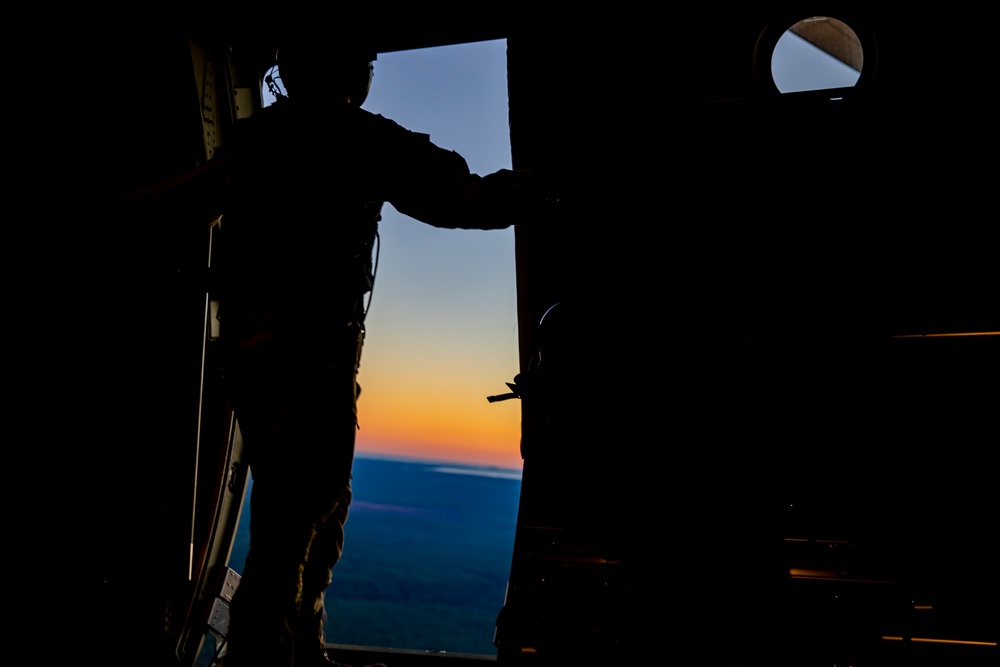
[755,14,876,94]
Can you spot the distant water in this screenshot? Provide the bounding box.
[227,455,523,656]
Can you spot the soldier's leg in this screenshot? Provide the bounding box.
[224,317,364,667]
[223,395,315,667]
[224,477,309,666]
[292,328,363,665]
[296,482,352,661]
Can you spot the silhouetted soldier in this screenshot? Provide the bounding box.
[217,29,545,667]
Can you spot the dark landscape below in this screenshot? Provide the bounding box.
[221,454,523,659]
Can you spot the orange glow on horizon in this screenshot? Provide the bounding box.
[355,390,524,470]
[354,340,524,470]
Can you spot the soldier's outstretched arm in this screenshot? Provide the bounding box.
[382,129,552,230]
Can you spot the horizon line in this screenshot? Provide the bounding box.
[355,451,524,474]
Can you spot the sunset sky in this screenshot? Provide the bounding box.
[319,39,524,470]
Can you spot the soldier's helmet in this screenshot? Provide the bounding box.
[276,27,377,106]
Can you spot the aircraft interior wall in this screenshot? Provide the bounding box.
[497,12,997,663]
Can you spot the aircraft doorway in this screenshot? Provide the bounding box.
[208,38,524,662]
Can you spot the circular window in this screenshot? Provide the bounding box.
[756,15,873,94]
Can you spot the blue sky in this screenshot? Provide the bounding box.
[772,29,862,92]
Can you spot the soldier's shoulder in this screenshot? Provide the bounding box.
[354,107,428,141]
